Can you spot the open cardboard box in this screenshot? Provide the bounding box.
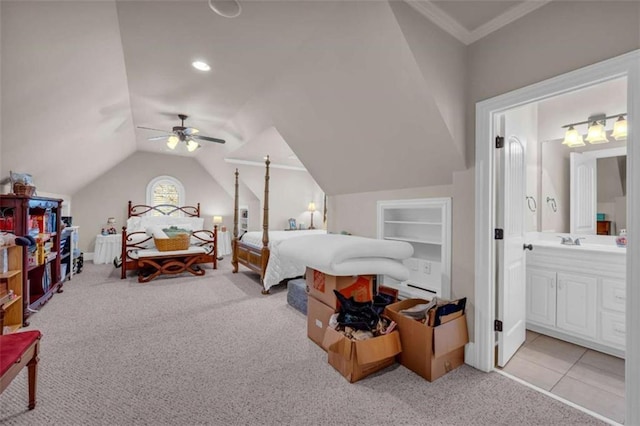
[306,267,373,309]
[384,298,469,381]
[307,295,336,350]
[322,327,402,383]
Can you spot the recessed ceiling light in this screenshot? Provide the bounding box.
[208,0,241,18]
[192,61,211,71]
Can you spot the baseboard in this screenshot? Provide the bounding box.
[464,342,477,369]
[85,252,94,261]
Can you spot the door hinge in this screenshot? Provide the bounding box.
[494,228,504,240]
[494,320,503,332]
[495,136,504,148]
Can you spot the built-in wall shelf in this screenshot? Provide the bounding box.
[377,198,451,299]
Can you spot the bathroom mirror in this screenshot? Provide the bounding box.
[537,140,626,234]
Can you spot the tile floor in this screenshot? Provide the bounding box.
[500,330,625,424]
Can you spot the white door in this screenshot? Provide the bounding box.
[526,267,556,327]
[570,152,597,234]
[556,272,597,339]
[496,114,528,367]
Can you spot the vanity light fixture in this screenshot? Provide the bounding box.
[585,116,608,144]
[561,126,585,147]
[561,113,627,147]
[612,115,628,140]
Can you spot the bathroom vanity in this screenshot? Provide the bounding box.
[525,238,626,358]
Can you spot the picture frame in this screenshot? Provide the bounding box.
[288,218,297,230]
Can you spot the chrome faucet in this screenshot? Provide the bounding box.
[558,236,574,245]
[558,236,585,246]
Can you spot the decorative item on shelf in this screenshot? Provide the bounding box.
[308,202,316,229]
[288,218,297,230]
[102,217,117,236]
[561,113,627,147]
[213,215,224,232]
[616,229,627,248]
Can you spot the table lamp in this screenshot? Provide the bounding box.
[213,216,224,232]
[308,202,316,229]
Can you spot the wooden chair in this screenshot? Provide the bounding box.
[0,330,42,410]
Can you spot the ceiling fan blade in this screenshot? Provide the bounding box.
[148,135,171,141]
[192,134,226,144]
[184,127,200,135]
[137,126,169,133]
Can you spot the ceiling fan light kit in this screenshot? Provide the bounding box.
[138,114,226,153]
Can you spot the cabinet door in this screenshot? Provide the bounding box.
[556,273,597,339]
[526,268,556,327]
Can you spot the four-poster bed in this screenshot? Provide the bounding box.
[231,157,326,294]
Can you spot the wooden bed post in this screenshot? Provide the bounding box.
[260,156,271,294]
[232,168,239,273]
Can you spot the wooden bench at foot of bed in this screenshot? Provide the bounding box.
[135,247,208,283]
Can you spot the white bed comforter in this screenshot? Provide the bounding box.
[276,234,414,288]
[239,230,327,291]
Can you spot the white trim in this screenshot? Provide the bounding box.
[471,1,551,44]
[145,175,185,209]
[474,50,639,424]
[85,252,94,261]
[495,369,621,425]
[404,0,472,45]
[404,0,551,45]
[224,158,307,172]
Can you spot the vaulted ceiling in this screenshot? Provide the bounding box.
[0,1,546,197]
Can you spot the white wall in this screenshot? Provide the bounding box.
[328,167,476,327]
[236,165,324,231]
[72,151,233,253]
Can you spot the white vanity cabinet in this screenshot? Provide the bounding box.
[525,242,626,358]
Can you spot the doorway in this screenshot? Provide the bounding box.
[472,50,639,424]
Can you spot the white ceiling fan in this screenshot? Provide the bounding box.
[138,114,226,152]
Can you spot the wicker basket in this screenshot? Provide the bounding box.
[13,183,36,197]
[154,234,190,251]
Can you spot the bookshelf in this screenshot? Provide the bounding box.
[377,198,451,299]
[0,195,63,325]
[0,244,24,334]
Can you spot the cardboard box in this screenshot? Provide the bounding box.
[307,295,336,350]
[322,327,402,383]
[306,267,374,309]
[384,298,469,382]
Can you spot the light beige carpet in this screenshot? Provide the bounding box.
[1,260,605,425]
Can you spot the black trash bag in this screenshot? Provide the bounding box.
[333,290,379,331]
[372,293,396,316]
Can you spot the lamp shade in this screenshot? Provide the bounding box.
[167,135,179,150]
[308,202,316,212]
[186,140,199,152]
[612,115,628,140]
[213,216,223,224]
[562,126,585,147]
[585,121,608,144]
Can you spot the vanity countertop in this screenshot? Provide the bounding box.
[529,239,626,254]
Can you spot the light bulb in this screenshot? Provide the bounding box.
[186,140,200,152]
[585,121,609,144]
[562,126,585,147]
[612,115,628,141]
[167,135,179,150]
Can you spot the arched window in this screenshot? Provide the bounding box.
[146,176,185,216]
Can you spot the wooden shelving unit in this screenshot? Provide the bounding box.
[0,244,24,333]
[0,195,63,326]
